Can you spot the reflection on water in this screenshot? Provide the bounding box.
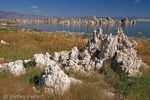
[20,22,150,38]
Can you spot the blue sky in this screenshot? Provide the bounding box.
[0,0,149,17]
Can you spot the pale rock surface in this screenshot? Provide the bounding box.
[113,27,142,77]
[33,52,56,68]
[1,63,9,71]
[65,47,85,72]
[0,64,2,71]
[115,48,142,77]
[102,88,116,99]
[1,40,9,44]
[51,27,144,77]
[53,51,70,64]
[84,28,103,55]
[95,59,105,71]
[99,33,118,59]
[69,77,82,84]
[68,27,143,76]
[39,62,81,94]
[115,27,137,49]
[2,60,26,76]
[0,64,2,68]
[0,58,4,61]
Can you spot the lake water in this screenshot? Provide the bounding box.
[20,22,150,38]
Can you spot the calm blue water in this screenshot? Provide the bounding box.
[20,22,150,38]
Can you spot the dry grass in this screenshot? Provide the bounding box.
[0,31,88,63]
[134,38,150,66]
[0,71,110,100]
[0,27,150,100]
[0,67,44,100]
[0,78,35,100]
[0,29,109,100]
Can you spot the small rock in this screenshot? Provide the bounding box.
[102,88,116,99]
[33,52,56,68]
[2,60,26,76]
[1,40,9,44]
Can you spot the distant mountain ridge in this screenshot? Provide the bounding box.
[0,9,48,19]
[0,9,8,12]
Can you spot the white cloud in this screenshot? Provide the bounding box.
[134,0,141,4]
[31,6,38,9]
[33,10,40,13]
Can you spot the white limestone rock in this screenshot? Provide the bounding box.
[116,27,137,49]
[1,63,9,71]
[115,48,142,77]
[1,40,9,45]
[66,60,85,72]
[33,52,56,68]
[64,47,85,72]
[2,60,26,76]
[0,58,4,61]
[69,77,82,84]
[0,64,3,72]
[79,28,105,72]
[95,59,105,71]
[84,28,104,55]
[69,47,79,60]
[39,62,81,94]
[54,47,85,72]
[53,52,60,62]
[83,27,143,76]
[53,51,70,64]
[40,27,144,77]
[81,50,91,65]
[113,27,142,77]
[99,33,118,59]
[0,64,2,68]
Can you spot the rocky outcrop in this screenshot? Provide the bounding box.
[53,51,70,64]
[115,48,142,77]
[33,52,56,68]
[1,60,26,76]
[121,18,133,24]
[113,27,142,76]
[37,27,144,95]
[52,27,146,77]
[53,47,85,72]
[39,62,81,94]
[0,27,148,95]
[99,33,118,59]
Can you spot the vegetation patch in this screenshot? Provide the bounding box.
[0,26,150,99]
